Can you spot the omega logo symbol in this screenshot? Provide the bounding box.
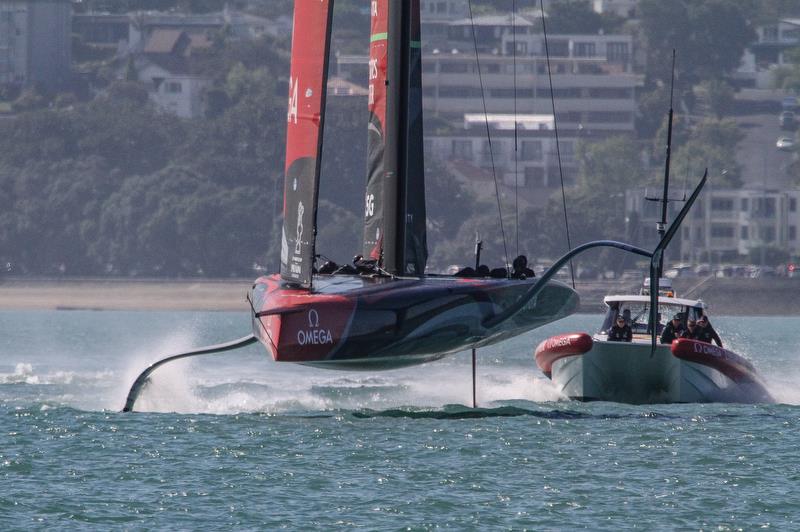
[308,309,320,328]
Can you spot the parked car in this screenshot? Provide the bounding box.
[780,110,796,130]
[777,136,795,151]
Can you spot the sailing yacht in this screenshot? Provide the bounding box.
[249,0,578,369]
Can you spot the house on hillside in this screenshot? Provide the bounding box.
[115,28,212,118]
[736,18,800,89]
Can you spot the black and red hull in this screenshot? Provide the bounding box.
[251,274,578,370]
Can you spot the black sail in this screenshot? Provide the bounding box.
[362,0,427,275]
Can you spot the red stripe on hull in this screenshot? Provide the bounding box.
[671,338,763,384]
[534,333,593,375]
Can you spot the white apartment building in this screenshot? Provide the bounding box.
[626,187,800,263]
[737,18,800,89]
[425,113,573,191]
[337,29,639,137]
[0,0,71,90]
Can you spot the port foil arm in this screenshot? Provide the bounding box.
[122,334,257,412]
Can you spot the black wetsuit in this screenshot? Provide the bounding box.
[695,323,723,347]
[660,322,685,344]
[607,324,633,342]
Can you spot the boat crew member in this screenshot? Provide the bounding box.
[608,315,633,342]
[511,255,535,279]
[682,319,699,340]
[695,315,723,347]
[660,313,685,344]
[622,309,632,326]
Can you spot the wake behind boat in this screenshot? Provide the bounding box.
[535,284,773,404]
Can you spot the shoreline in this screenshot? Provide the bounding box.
[0,277,798,315]
[0,278,254,311]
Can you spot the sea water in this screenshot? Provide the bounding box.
[1,310,799,529]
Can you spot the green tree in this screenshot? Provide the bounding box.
[639,0,755,88]
[546,0,624,35]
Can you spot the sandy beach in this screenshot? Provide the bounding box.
[0,279,254,311]
[0,277,797,314]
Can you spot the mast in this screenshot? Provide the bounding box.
[657,50,676,278]
[363,0,427,275]
[279,0,335,288]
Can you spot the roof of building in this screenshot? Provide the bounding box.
[143,29,185,53]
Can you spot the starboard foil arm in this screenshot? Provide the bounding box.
[122,334,257,412]
[482,240,653,329]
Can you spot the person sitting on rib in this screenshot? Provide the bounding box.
[660,313,685,344]
[607,315,633,342]
[695,315,723,347]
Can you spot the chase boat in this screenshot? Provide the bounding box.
[535,280,773,404]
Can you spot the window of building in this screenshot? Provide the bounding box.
[741,198,749,212]
[451,140,472,159]
[573,42,596,57]
[439,86,478,97]
[741,226,748,240]
[711,225,734,238]
[505,41,527,55]
[763,26,778,41]
[711,198,734,211]
[489,88,533,98]
[551,87,581,98]
[440,62,470,73]
[790,197,797,212]
[606,42,629,63]
[587,111,633,123]
[790,225,797,240]
[753,197,776,218]
[588,88,632,99]
[521,140,543,161]
[165,81,182,93]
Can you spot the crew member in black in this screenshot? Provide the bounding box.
[607,315,633,342]
[682,319,699,340]
[511,255,536,279]
[695,315,723,347]
[660,313,685,344]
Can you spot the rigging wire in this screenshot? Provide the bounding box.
[467,0,510,275]
[540,0,576,288]
[512,0,519,258]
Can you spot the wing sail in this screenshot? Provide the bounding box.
[280,0,334,287]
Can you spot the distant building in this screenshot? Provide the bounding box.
[426,114,578,206]
[737,18,800,89]
[73,8,289,56]
[627,187,800,263]
[337,17,639,138]
[0,0,71,91]
[116,29,213,118]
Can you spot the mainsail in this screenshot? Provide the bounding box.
[280,0,334,287]
[362,0,428,275]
